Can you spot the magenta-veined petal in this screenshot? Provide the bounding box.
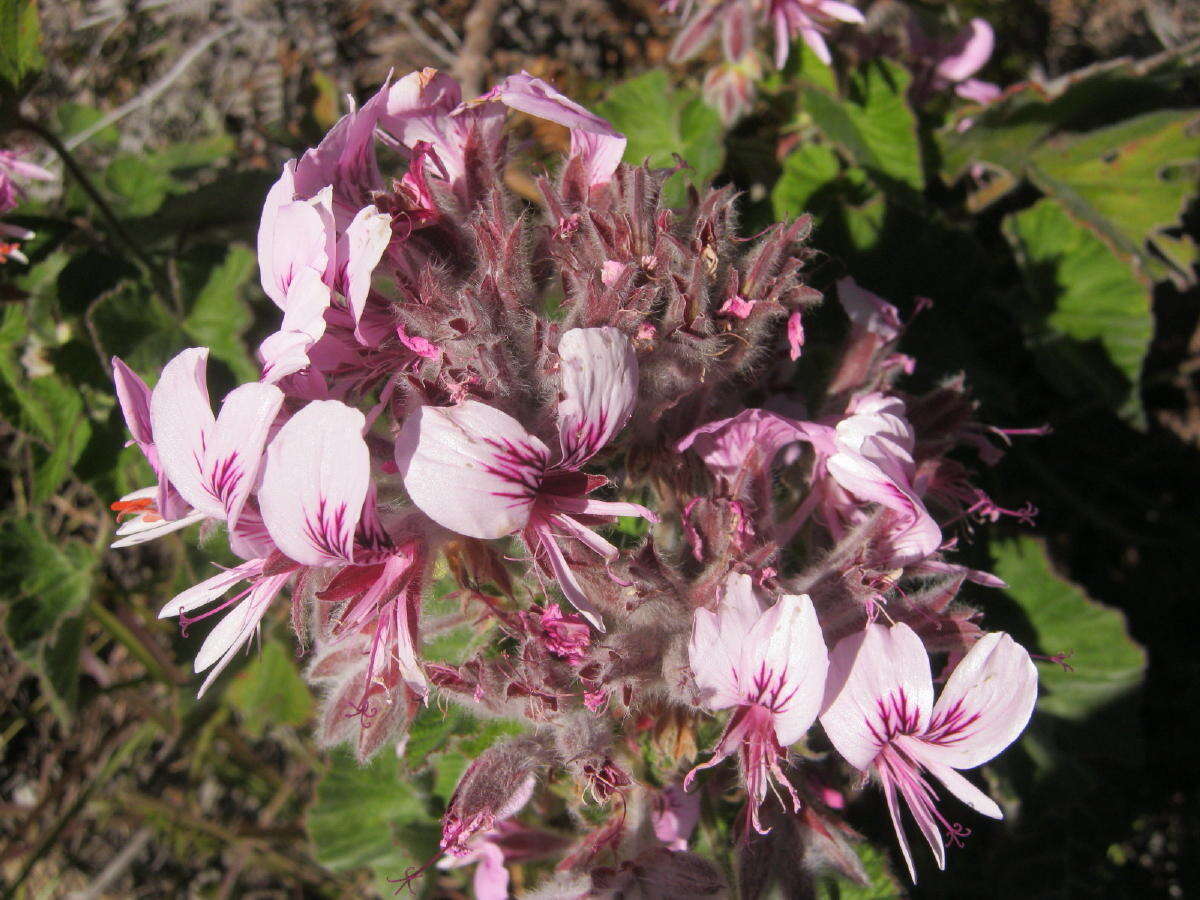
[260,400,370,566]
[670,3,724,62]
[743,593,828,746]
[916,631,1038,770]
[202,382,285,528]
[150,347,218,515]
[555,327,638,468]
[395,401,549,540]
[820,623,934,770]
[259,268,333,383]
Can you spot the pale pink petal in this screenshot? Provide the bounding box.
[202,382,285,528]
[195,571,292,697]
[556,327,638,468]
[532,522,606,632]
[955,78,1002,105]
[676,409,808,484]
[801,25,832,66]
[936,19,994,83]
[878,764,919,883]
[259,400,370,566]
[916,753,1003,819]
[787,310,805,360]
[817,0,865,24]
[838,277,902,342]
[111,357,154,449]
[111,487,205,548]
[688,574,761,710]
[158,559,264,619]
[743,593,828,746]
[820,623,934,770]
[257,163,332,310]
[916,631,1038,770]
[395,401,549,540]
[471,841,510,900]
[150,348,217,516]
[773,7,791,69]
[259,268,332,383]
[652,784,701,851]
[336,205,392,331]
[671,4,724,62]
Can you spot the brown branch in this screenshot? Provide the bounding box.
[454,0,504,97]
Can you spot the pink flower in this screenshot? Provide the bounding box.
[652,784,701,850]
[677,408,807,489]
[108,357,203,546]
[909,17,1001,105]
[685,574,829,833]
[482,72,628,188]
[820,623,1037,881]
[395,327,657,630]
[787,310,805,361]
[768,0,865,68]
[147,348,283,534]
[535,603,591,665]
[1,148,54,264]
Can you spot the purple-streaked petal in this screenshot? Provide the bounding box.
[556,327,638,468]
[396,401,549,540]
[259,268,333,383]
[259,400,370,566]
[150,348,217,516]
[202,382,284,528]
[916,631,1038,770]
[820,623,934,770]
[743,593,828,745]
[671,4,724,62]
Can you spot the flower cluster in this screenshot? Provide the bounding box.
[112,68,1040,892]
[0,148,54,265]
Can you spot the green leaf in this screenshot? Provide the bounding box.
[0,306,94,500]
[0,518,97,722]
[1004,198,1152,418]
[105,154,180,218]
[308,748,439,893]
[597,70,725,206]
[801,60,923,193]
[824,842,903,900]
[183,245,258,382]
[991,536,1146,721]
[226,640,313,739]
[772,142,842,219]
[1027,109,1200,279]
[86,280,185,374]
[0,0,43,92]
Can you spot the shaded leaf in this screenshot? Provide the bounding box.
[0,0,43,92]
[183,245,257,382]
[0,518,97,721]
[802,59,923,193]
[597,70,725,206]
[227,640,314,739]
[1004,198,1152,419]
[308,748,439,893]
[991,536,1145,721]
